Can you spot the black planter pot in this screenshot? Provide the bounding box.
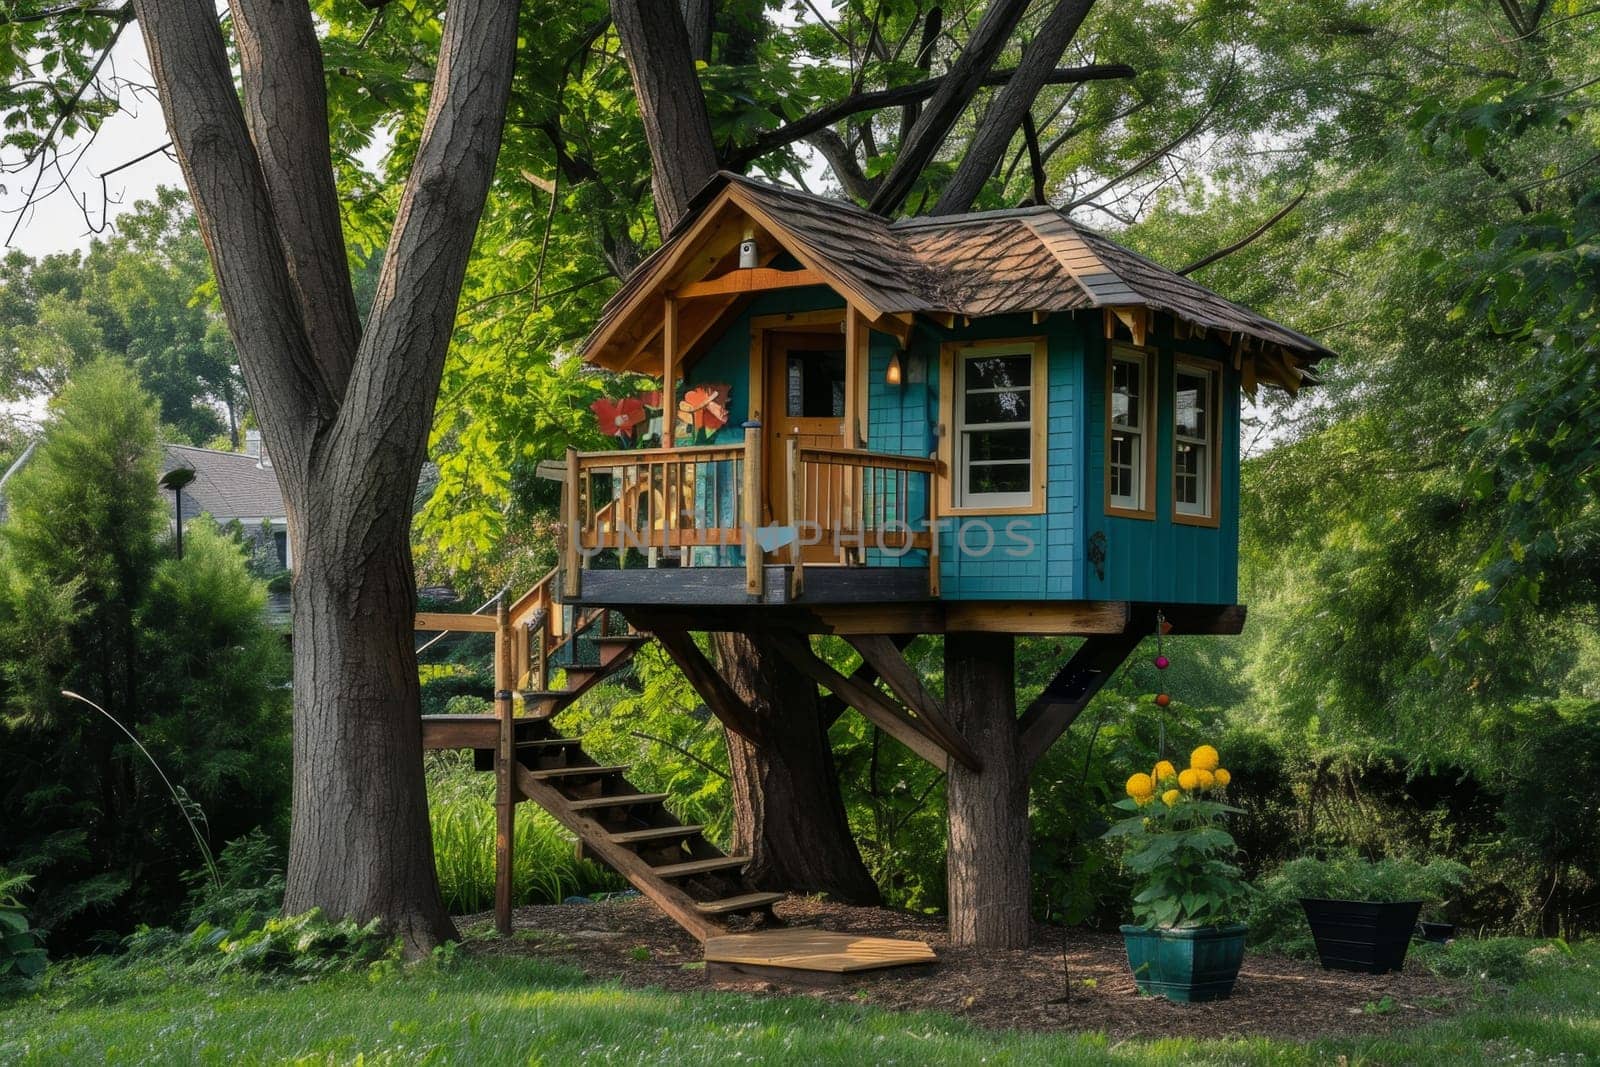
[1300,898,1423,974]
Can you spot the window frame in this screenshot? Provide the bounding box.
[1104,344,1157,520]
[938,337,1049,516]
[1171,356,1222,528]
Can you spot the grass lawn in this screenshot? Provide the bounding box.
[2,942,1597,1065]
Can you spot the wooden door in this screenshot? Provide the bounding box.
[765,331,847,564]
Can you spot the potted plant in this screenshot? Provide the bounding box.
[1292,857,1467,974]
[1105,745,1250,1003]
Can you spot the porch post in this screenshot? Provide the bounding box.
[743,421,762,597]
[493,597,516,936]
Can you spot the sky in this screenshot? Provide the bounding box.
[3,33,185,260]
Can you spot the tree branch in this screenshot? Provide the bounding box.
[725,62,1134,172]
[0,0,131,22]
[130,0,335,465]
[233,0,362,393]
[1176,187,1307,275]
[932,0,1096,215]
[868,0,1033,215]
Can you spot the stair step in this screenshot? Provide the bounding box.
[522,764,629,781]
[516,737,583,749]
[651,855,749,879]
[598,635,649,647]
[609,824,705,845]
[694,891,784,916]
[565,792,670,812]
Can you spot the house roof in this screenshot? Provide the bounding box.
[582,172,1332,390]
[162,443,286,524]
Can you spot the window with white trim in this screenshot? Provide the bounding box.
[954,344,1036,509]
[1108,349,1148,512]
[1173,363,1216,518]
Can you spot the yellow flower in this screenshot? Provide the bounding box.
[1214,768,1232,788]
[1195,768,1216,789]
[1161,789,1181,807]
[1125,773,1155,801]
[1190,745,1221,772]
[1153,759,1177,782]
[1178,768,1201,790]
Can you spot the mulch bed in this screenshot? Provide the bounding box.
[458,896,1466,1042]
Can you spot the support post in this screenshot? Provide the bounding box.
[493,597,515,937]
[944,632,1031,948]
[562,446,581,598]
[663,295,679,428]
[743,422,762,596]
[926,449,941,598]
[787,437,804,599]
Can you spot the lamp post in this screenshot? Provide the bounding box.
[159,467,196,559]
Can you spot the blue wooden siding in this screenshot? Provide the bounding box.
[1081,328,1240,605]
[678,288,1238,605]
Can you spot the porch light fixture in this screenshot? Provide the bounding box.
[739,228,758,269]
[886,350,903,387]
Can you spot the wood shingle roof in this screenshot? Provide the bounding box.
[581,173,1333,386]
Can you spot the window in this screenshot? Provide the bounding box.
[785,349,846,418]
[1173,361,1218,521]
[1107,348,1152,516]
[949,341,1045,510]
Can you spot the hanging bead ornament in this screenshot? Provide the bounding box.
[1153,611,1171,709]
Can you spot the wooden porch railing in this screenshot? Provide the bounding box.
[788,444,938,597]
[562,434,762,596]
[558,433,941,600]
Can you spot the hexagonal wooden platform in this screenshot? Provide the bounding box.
[703,929,938,986]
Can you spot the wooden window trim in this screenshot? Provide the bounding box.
[1171,355,1223,529]
[937,337,1049,517]
[1104,344,1157,521]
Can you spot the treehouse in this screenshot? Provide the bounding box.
[416,172,1330,978]
[562,172,1328,630]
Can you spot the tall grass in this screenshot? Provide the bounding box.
[426,754,621,913]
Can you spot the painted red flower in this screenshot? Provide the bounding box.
[679,382,731,434]
[640,390,663,410]
[591,396,647,438]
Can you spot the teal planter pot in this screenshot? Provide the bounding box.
[1120,923,1248,1003]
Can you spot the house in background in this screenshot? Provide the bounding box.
[162,430,291,572]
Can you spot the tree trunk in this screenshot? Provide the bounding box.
[713,632,880,904]
[944,632,1031,948]
[282,518,456,950]
[610,0,720,229]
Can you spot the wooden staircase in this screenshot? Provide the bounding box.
[417,566,778,941]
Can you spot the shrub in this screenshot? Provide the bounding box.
[0,870,48,987]
[1410,936,1540,985]
[181,830,285,932]
[1249,856,1471,957]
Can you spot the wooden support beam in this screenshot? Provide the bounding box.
[493,600,516,937]
[414,611,500,633]
[663,295,680,429]
[672,267,824,299]
[1017,631,1143,770]
[1134,603,1247,636]
[768,632,959,771]
[647,625,763,744]
[562,446,581,598]
[845,635,981,772]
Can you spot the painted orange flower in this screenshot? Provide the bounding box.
[591,396,647,438]
[679,382,731,434]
